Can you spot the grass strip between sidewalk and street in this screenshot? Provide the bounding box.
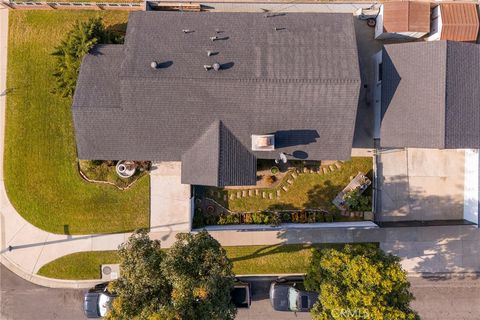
[38,244,367,280]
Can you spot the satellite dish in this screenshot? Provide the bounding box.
[279,152,287,164]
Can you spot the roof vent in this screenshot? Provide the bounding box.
[210,36,218,41]
[213,63,221,71]
[207,50,213,57]
[182,29,193,34]
[204,65,212,71]
[150,61,158,69]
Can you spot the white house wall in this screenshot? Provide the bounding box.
[464,149,479,225]
[374,5,384,39]
[427,5,442,41]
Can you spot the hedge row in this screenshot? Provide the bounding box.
[193,209,335,228]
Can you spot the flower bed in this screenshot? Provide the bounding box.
[79,160,150,189]
[193,208,342,228]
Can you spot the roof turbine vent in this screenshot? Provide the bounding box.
[150,61,158,69]
[213,63,221,71]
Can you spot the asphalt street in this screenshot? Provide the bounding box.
[0,266,85,320]
[2,266,480,320]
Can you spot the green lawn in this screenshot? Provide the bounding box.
[214,157,373,213]
[38,251,121,280]
[37,244,355,280]
[5,11,149,234]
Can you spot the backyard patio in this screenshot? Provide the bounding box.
[193,157,373,227]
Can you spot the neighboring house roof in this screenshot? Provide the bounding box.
[382,1,431,33]
[438,3,479,42]
[380,41,480,149]
[181,120,257,187]
[73,12,361,186]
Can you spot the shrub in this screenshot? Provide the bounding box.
[270,166,279,174]
[252,212,263,224]
[52,17,122,98]
[192,209,205,228]
[243,212,253,224]
[307,212,316,223]
[264,175,276,185]
[204,214,219,225]
[292,210,308,223]
[217,214,240,225]
[282,212,292,223]
[314,211,325,222]
[325,213,334,222]
[269,213,281,226]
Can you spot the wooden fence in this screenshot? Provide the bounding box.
[0,1,145,10]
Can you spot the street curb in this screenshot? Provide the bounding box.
[407,272,480,279]
[1,257,102,289]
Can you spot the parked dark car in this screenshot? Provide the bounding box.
[231,280,251,308]
[84,282,116,318]
[269,277,319,312]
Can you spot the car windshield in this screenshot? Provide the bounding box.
[98,293,113,317]
[288,287,299,311]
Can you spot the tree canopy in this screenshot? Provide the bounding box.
[106,230,171,319]
[305,244,418,320]
[52,17,119,98]
[163,232,236,320]
[106,230,235,320]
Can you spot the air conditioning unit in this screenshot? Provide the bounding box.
[251,134,275,151]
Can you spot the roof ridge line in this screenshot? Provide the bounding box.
[120,77,360,84]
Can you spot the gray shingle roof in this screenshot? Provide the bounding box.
[381,41,480,149]
[181,120,257,187]
[72,12,361,186]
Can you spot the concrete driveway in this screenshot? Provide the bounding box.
[377,148,465,221]
[150,162,192,232]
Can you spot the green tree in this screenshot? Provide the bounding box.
[163,231,236,320]
[105,230,171,320]
[106,230,236,320]
[52,17,118,98]
[305,244,418,320]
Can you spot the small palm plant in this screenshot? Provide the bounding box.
[52,17,117,98]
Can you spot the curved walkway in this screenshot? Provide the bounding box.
[0,8,139,288]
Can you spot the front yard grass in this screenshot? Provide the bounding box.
[38,243,367,279]
[214,157,373,213]
[5,11,149,234]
